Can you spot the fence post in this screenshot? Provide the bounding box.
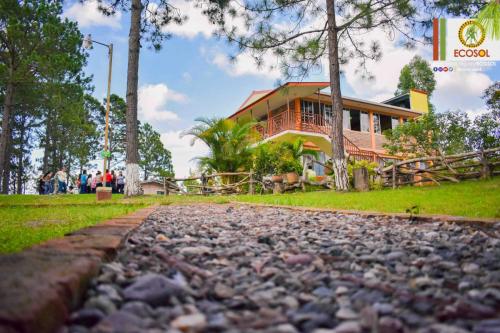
[480,149,491,179]
[249,170,254,195]
[392,164,396,189]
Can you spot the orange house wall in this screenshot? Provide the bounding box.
[294,99,301,130]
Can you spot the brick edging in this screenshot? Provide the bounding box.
[232,202,500,227]
[0,206,158,333]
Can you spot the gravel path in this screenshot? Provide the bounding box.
[65,204,500,333]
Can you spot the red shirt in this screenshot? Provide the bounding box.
[106,173,112,183]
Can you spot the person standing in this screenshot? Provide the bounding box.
[95,171,103,189]
[42,172,53,195]
[111,170,117,193]
[105,169,112,188]
[38,174,44,195]
[55,167,68,194]
[87,174,92,193]
[116,171,125,194]
[80,171,88,194]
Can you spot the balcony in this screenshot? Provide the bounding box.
[253,107,383,163]
[254,108,332,139]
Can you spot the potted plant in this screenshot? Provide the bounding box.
[276,139,318,184]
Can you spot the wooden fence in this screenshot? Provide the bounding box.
[163,172,257,195]
[378,147,500,188]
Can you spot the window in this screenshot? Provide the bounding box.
[360,112,370,132]
[321,104,332,125]
[350,109,361,131]
[373,113,397,134]
[343,109,350,129]
[380,114,393,133]
[391,117,400,129]
[373,113,381,134]
[301,100,314,123]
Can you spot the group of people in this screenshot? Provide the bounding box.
[38,168,125,195]
[39,167,69,194]
[76,170,125,194]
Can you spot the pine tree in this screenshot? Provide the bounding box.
[95,0,184,195]
[203,0,416,190]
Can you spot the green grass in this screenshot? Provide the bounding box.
[234,178,500,219]
[0,204,145,254]
[1,178,498,253]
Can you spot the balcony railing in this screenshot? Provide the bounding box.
[253,108,383,163]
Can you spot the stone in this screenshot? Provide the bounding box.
[213,282,235,299]
[96,284,122,303]
[419,323,470,333]
[473,319,500,333]
[70,308,105,327]
[313,286,335,298]
[62,204,500,333]
[84,296,117,315]
[373,302,393,315]
[122,273,184,306]
[386,251,406,260]
[121,301,154,318]
[155,234,169,242]
[379,316,404,333]
[335,286,349,296]
[334,321,362,333]
[336,308,359,320]
[180,246,211,256]
[91,310,144,333]
[285,253,314,265]
[171,313,207,332]
[462,262,480,274]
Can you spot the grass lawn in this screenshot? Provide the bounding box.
[0,204,145,254]
[1,178,498,253]
[0,194,227,253]
[234,178,500,219]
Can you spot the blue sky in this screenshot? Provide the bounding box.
[63,0,499,176]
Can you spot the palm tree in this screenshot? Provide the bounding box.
[477,0,500,40]
[182,117,256,180]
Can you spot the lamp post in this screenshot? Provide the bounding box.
[83,34,113,188]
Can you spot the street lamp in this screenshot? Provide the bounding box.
[83,34,113,188]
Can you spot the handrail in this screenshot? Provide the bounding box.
[255,109,387,164]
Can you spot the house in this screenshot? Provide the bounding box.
[141,180,165,195]
[228,82,428,174]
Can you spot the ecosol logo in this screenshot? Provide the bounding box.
[458,20,485,48]
[454,20,490,58]
[433,18,497,61]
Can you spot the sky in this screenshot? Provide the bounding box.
[63,0,499,177]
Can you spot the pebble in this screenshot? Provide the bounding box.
[170,313,207,332]
[462,262,480,274]
[64,205,500,332]
[213,282,235,299]
[123,273,184,306]
[336,307,359,320]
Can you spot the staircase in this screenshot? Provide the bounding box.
[315,123,383,164]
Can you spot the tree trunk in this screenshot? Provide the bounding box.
[326,0,349,191]
[2,141,11,194]
[17,120,25,194]
[124,0,142,196]
[0,79,14,191]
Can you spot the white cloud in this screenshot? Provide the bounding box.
[161,0,212,39]
[138,83,187,122]
[433,71,492,112]
[209,50,281,79]
[160,130,209,177]
[64,0,122,29]
[464,107,490,120]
